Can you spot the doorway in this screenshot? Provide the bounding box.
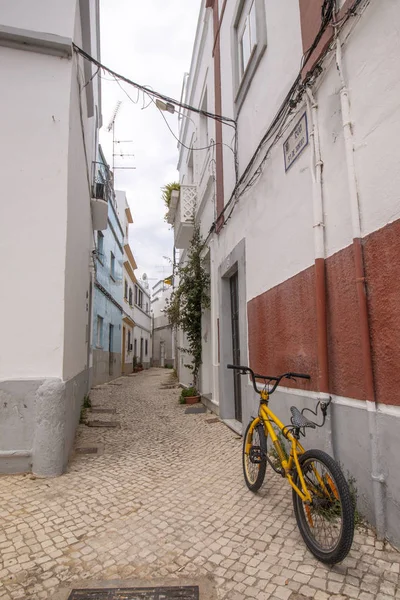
[122,326,126,374]
[109,324,114,376]
[160,340,165,367]
[230,271,242,422]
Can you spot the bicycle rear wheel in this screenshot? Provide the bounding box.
[292,449,354,564]
[242,420,267,492]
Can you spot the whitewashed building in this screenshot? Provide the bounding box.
[0,0,102,477]
[116,190,137,374]
[169,0,400,545]
[151,279,174,368]
[133,281,152,369]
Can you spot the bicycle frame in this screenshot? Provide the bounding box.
[246,393,313,503]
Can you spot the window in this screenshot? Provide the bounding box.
[129,287,133,306]
[138,289,143,308]
[135,285,138,305]
[146,302,149,313]
[239,1,257,78]
[124,279,128,299]
[145,339,148,356]
[96,316,103,348]
[110,252,115,278]
[233,0,267,111]
[97,231,104,261]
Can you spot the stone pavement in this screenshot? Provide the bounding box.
[0,368,399,600]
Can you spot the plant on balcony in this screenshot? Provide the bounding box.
[164,225,210,389]
[162,182,180,223]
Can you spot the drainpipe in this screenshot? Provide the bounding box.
[305,89,333,457]
[335,36,385,538]
[209,0,225,231]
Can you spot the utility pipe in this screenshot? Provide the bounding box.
[335,35,385,538]
[210,0,225,231]
[305,88,333,457]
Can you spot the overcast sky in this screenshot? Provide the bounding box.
[99,0,201,286]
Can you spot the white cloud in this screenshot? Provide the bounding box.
[99,0,201,283]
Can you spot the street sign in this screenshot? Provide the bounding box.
[283,112,309,171]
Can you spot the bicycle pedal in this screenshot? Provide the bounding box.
[250,445,263,464]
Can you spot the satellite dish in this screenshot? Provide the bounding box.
[142,273,147,280]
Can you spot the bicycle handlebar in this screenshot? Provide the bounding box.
[227,364,310,396]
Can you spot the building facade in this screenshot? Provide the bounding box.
[91,148,124,386]
[132,281,152,369]
[116,190,137,375]
[170,0,400,545]
[151,279,174,368]
[0,0,102,477]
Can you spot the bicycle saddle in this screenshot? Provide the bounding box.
[290,406,316,429]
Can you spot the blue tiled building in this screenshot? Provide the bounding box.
[91,146,124,385]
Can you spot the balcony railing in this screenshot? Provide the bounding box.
[166,185,197,250]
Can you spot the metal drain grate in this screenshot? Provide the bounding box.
[68,586,199,599]
[205,418,219,424]
[75,447,98,455]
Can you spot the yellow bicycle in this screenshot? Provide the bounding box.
[227,364,354,564]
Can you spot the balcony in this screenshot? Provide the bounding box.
[166,185,197,249]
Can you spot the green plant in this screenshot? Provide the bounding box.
[162,182,180,222]
[181,386,198,398]
[164,363,173,369]
[164,225,210,388]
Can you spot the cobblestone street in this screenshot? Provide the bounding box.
[1,368,399,600]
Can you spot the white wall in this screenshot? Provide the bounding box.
[0,47,71,380]
[0,0,76,39]
[63,0,101,380]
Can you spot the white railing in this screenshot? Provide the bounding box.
[166,185,197,249]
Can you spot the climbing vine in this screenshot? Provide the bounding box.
[164,225,210,388]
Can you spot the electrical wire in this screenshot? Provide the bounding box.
[211,0,365,233]
[72,43,236,127]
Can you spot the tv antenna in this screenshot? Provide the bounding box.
[106,101,136,173]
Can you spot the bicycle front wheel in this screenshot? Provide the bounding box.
[242,420,267,492]
[292,449,354,564]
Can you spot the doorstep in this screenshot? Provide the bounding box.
[201,394,219,416]
[222,418,242,436]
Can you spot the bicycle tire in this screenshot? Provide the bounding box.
[292,449,354,564]
[242,419,267,492]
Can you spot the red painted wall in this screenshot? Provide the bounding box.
[247,218,400,405]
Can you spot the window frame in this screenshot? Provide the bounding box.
[97,231,104,263]
[232,0,268,114]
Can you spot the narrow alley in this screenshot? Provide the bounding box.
[1,369,399,600]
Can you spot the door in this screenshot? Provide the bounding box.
[109,324,114,376]
[140,337,144,364]
[230,272,242,422]
[160,340,165,367]
[122,327,126,374]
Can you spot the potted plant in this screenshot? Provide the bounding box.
[180,386,200,405]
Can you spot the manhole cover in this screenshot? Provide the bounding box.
[205,418,219,424]
[68,587,199,599]
[87,421,120,428]
[90,408,117,414]
[75,447,98,454]
[184,406,206,414]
